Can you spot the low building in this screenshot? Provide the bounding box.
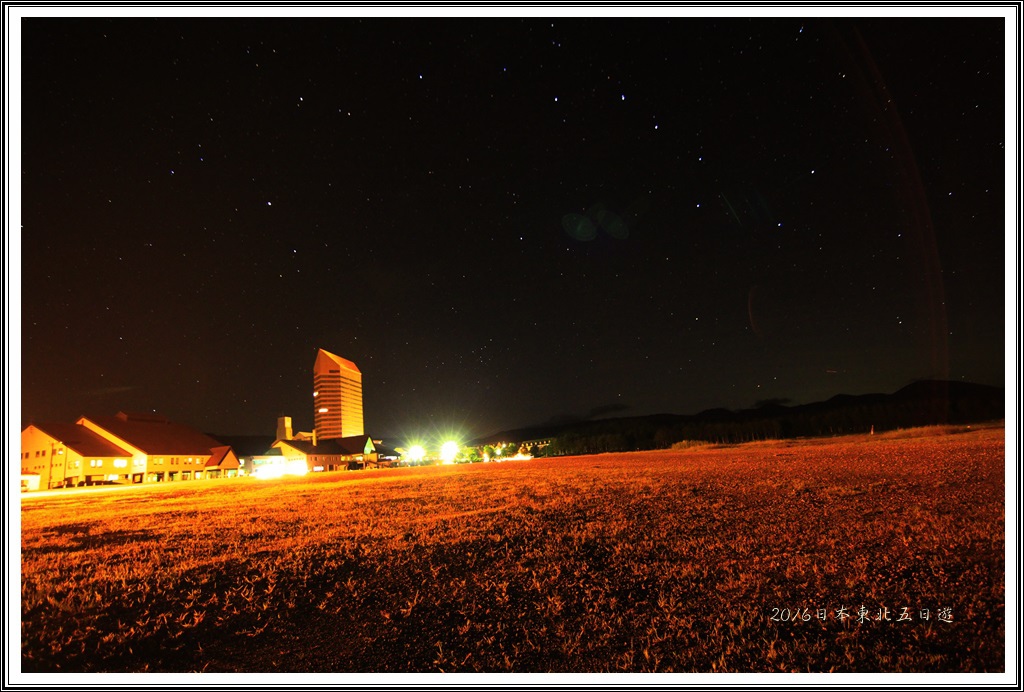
[21,422,134,488]
[205,445,241,479]
[212,435,276,477]
[20,411,240,487]
[247,448,311,479]
[273,435,378,471]
[78,412,240,483]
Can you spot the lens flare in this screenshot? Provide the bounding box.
[440,441,460,464]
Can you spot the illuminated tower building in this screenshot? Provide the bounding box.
[313,349,364,440]
[276,416,293,441]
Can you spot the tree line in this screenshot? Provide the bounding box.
[527,382,1003,457]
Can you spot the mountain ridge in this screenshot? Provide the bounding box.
[471,379,1004,448]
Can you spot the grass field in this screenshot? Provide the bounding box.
[20,424,1005,673]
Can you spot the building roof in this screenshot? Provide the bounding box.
[276,435,375,457]
[80,411,225,456]
[27,422,132,458]
[210,434,276,457]
[206,445,239,469]
[375,443,401,458]
[315,348,361,374]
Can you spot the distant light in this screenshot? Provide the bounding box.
[253,459,308,480]
[318,407,328,413]
[440,441,459,464]
[406,445,426,463]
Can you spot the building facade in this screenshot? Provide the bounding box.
[21,423,132,489]
[313,349,364,440]
[20,411,240,488]
[274,436,378,472]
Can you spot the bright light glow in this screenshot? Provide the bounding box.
[318,407,329,413]
[440,441,459,464]
[253,459,309,480]
[406,445,426,463]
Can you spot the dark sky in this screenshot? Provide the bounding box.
[16,14,1008,442]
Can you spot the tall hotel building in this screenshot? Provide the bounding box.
[313,349,364,440]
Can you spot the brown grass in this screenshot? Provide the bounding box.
[20,425,1005,673]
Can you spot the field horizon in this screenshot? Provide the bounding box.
[20,424,1005,673]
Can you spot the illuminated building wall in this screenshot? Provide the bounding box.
[21,414,242,488]
[79,412,239,483]
[21,425,73,489]
[276,416,294,441]
[275,436,377,472]
[21,423,132,489]
[313,349,364,440]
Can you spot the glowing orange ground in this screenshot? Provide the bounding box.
[21,424,1005,673]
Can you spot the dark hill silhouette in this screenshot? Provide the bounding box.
[472,380,1003,455]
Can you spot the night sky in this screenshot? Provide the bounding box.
[15,14,1009,442]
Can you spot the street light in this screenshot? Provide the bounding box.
[440,441,459,464]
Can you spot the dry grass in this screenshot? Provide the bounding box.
[20,425,1005,673]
